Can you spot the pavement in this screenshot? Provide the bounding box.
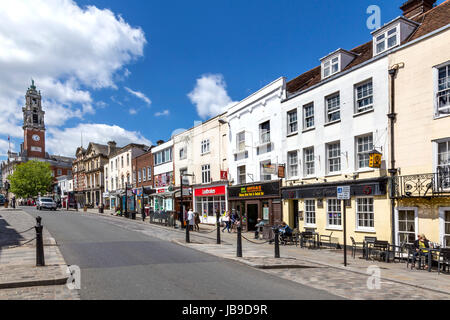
[79,207,450,300]
[0,207,80,300]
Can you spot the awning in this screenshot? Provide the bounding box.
[149,190,180,198]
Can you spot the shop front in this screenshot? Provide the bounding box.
[193,184,228,224]
[151,187,176,212]
[281,177,389,244]
[228,181,281,231]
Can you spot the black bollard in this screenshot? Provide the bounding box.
[35,216,45,266]
[273,227,280,259]
[216,212,221,245]
[186,216,190,243]
[237,225,242,257]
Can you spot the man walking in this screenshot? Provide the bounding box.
[187,208,194,231]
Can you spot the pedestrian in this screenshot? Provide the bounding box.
[222,211,231,233]
[12,196,16,209]
[194,212,200,232]
[231,210,240,233]
[187,208,194,231]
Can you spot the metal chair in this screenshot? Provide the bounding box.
[320,232,333,248]
[406,244,427,270]
[300,231,314,248]
[390,239,407,263]
[363,236,377,260]
[438,248,450,274]
[350,236,364,259]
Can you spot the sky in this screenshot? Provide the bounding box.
[0,0,445,159]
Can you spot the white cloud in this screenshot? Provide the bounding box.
[47,123,151,157]
[125,87,151,105]
[154,110,170,117]
[0,139,14,157]
[0,0,146,135]
[188,74,236,119]
[129,108,138,115]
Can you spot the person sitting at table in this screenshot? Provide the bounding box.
[411,234,430,270]
[279,222,293,238]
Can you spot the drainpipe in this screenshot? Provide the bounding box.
[388,66,398,245]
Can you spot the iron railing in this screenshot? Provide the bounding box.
[391,170,450,198]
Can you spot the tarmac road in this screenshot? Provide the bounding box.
[23,206,341,300]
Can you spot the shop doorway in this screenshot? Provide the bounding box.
[247,203,259,231]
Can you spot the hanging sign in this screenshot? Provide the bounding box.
[369,150,382,168]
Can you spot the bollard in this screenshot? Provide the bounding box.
[186,218,190,243]
[216,212,221,245]
[237,225,242,257]
[35,216,45,267]
[132,211,136,220]
[273,227,280,259]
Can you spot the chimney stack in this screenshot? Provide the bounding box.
[400,0,436,19]
[156,140,164,146]
[107,141,117,155]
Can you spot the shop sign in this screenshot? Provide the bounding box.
[337,186,351,200]
[194,186,226,197]
[262,164,277,175]
[239,185,264,197]
[278,165,285,178]
[220,170,228,180]
[157,188,167,194]
[228,181,280,198]
[369,150,382,168]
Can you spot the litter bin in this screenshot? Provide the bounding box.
[99,205,104,214]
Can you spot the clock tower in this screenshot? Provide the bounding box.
[22,80,46,159]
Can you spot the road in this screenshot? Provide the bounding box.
[23,206,341,300]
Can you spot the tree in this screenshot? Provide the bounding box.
[8,160,53,199]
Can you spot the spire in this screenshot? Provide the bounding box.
[30,79,36,90]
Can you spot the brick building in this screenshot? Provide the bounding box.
[132,149,155,212]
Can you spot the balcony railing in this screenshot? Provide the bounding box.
[391,170,450,198]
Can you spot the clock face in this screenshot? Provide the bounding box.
[32,134,40,142]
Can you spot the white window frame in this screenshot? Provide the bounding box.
[202,164,211,184]
[237,131,246,152]
[439,207,450,248]
[179,147,187,160]
[260,160,272,182]
[303,103,314,130]
[325,93,340,123]
[394,207,419,246]
[374,25,399,55]
[287,109,298,135]
[287,151,298,178]
[259,121,271,144]
[201,139,210,155]
[322,56,340,79]
[303,147,315,177]
[142,168,146,182]
[356,134,374,170]
[148,167,152,180]
[304,199,316,227]
[238,165,246,185]
[327,142,341,174]
[435,63,450,117]
[355,197,375,232]
[326,199,342,230]
[354,79,374,113]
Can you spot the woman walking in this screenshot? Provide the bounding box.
[222,211,231,233]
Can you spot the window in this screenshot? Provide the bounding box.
[238,166,246,184]
[355,80,373,113]
[443,210,450,248]
[356,198,374,230]
[57,169,62,176]
[305,200,316,226]
[323,57,339,78]
[260,161,272,181]
[180,168,189,185]
[142,168,146,182]
[327,142,341,173]
[437,140,450,189]
[111,161,113,170]
[201,139,210,154]
[133,172,136,183]
[148,167,152,180]
[287,110,298,135]
[237,132,245,152]
[202,165,211,184]
[327,199,342,228]
[127,153,130,166]
[304,147,315,176]
[288,151,298,178]
[326,93,340,123]
[356,134,373,169]
[398,209,416,245]
[179,147,186,160]
[303,103,314,130]
[259,121,270,144]
[375,26,398,55]
[121,156,124,168]
[154,148,173,165]
[437,65,450,116]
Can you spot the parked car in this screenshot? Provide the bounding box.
[0,194,5,206]
[36,197,57,211]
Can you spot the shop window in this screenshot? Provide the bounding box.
[327,199,342,229]
[305,200,316,226]
[356,198,374,230]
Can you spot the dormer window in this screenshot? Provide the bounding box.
[372,17,419,57]
[375,26,398,55]
[320,49,356,80]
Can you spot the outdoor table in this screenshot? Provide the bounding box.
[300,232,319,249]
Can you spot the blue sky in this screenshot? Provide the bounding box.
[0,0,445,158]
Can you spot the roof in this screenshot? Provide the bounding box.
[286,0,449,96]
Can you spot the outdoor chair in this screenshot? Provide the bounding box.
[406,244,427,270]
[350,236,364,259]
[320,232,333,248]
[389,240,407,263]
[300,231,314,248]
[368,240,390,262]
[363,236,377,260]
[438,248,450,275]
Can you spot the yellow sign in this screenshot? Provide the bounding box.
[369,151,382,168]
[239,185,265,197]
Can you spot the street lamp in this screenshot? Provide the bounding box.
[180,172,194,242]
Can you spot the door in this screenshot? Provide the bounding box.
[396,208,418,245]
[247,204,259,231]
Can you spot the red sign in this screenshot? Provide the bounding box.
[194,186,226,197]
[220,170,228,180]
[157,188,167,194]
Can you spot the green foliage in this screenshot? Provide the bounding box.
[8,160,53,198]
